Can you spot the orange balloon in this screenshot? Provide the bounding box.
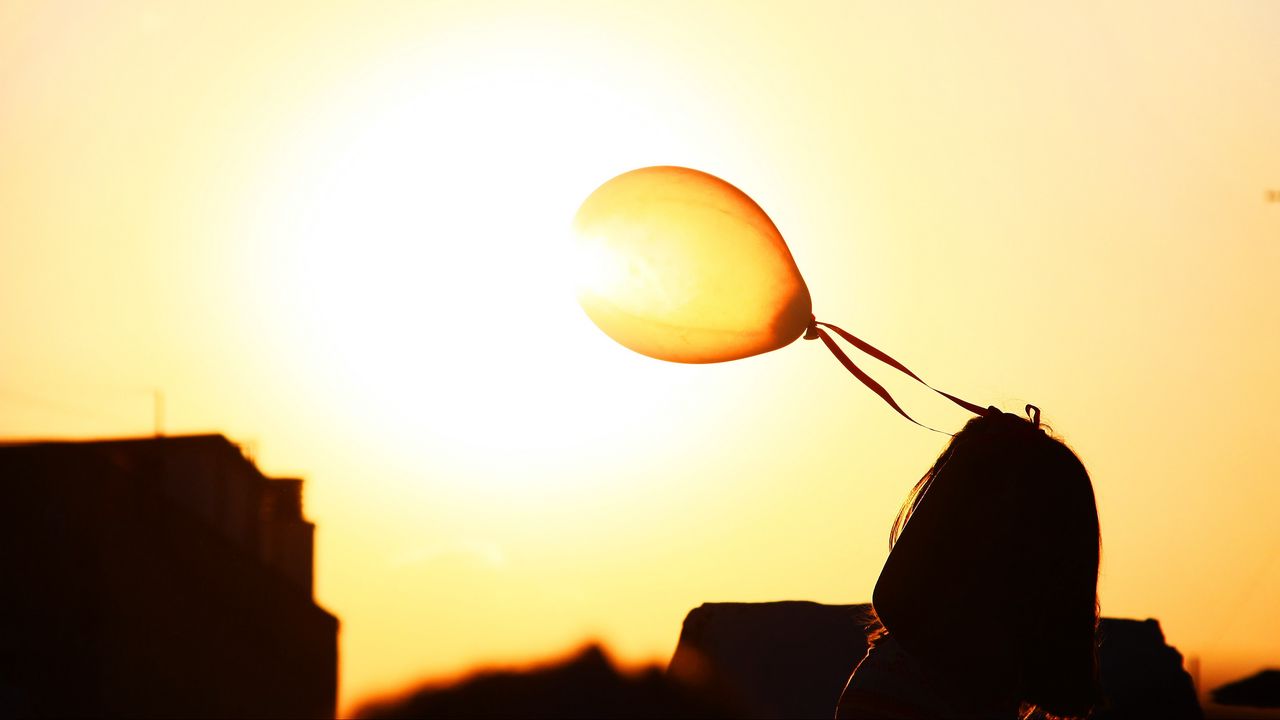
[573,166,812,364]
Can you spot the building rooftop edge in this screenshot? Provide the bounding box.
[0,433,235,448]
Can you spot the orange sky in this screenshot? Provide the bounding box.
[2,1,1278,715]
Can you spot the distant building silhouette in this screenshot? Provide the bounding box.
[0,435,338,718]
[668,601,1203,719]
[1212,669,1280,709]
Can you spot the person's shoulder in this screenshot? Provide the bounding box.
[838,635,943,719]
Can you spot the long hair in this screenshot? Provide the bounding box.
[881,410,1102,720]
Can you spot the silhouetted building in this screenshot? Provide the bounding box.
[0,435,338,718]
[669,601,1203,719]
[1212,669,1280,709]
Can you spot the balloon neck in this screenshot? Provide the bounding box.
[803,315,820,341]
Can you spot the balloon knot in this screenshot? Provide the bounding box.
[804,315,820,340]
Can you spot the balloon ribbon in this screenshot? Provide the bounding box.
[807,317,988,435]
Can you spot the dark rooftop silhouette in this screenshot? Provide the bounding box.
[668,601,1203,719]
[1212,669,1280,709]
[0,434,337,718]
[353,599,1206,719]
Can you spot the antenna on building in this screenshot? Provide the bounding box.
[1188,654,1201,699]
[154,389,165,437]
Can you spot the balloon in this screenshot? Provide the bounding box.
[573,166,812,364]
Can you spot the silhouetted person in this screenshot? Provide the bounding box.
[837,408,1102,720]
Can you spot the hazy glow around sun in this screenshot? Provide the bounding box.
[241,27,731,476]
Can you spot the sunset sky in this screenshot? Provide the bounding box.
[2,1,1278,714]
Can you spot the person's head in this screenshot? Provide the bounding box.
[890,408,1102,719]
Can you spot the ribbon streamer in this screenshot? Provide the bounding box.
[807,317,988,435]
